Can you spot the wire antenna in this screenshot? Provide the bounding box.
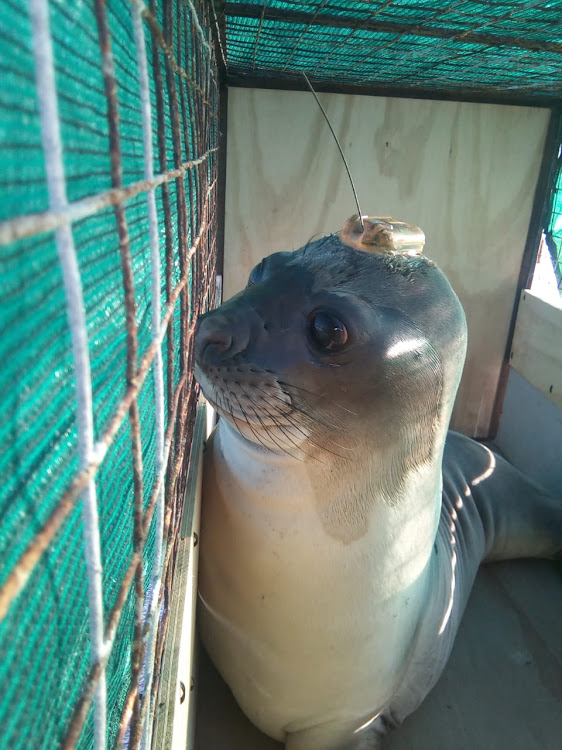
[302,72,364,229]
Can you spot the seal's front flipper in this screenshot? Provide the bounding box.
[285,718,383,750]
[445,431,562,563]
[285,731,381,750]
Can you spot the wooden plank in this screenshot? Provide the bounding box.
[152,403,207,750]
[510,289,562,409]
[490,108,562,438]
[223,88,550,437]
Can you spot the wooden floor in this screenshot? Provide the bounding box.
[194,559,562,750]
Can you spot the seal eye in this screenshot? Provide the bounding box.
[308,312,348,352]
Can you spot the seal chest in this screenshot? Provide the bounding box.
[198,419,443,741]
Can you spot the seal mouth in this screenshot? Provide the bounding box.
[195,363,314,456]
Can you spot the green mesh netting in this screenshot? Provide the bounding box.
[0,0,218,747]
[221,0,562,101]
[546,148,562,290]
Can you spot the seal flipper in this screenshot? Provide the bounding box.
[445,431,562,563]
[376,431,561,736]
[285,722,382,750]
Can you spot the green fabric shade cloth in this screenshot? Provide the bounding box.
[0,0,218,747]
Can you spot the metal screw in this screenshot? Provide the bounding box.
[193,532,199,547]
[179,681,186,704]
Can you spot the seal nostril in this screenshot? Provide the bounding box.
[211,333,232,354]
[195,309,253,366]
[201,336,232,364]
[196,316,234,365]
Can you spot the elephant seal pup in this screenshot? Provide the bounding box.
[194,228,561,750]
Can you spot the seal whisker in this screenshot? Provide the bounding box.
[241,391,307,462]
[229,392,278,455]
[216,395,248,435]
[253,387,353,460]
[283,414,353,460]
[235,391,303,461]
[277,380,358,416]
[211,390,234,419]
[279,399,354,450]
[260,414,314,462]
[251,383,343,433]
[249,396,332,465]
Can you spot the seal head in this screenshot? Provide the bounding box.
[195,234,467,497]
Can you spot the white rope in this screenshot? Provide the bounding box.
[209,0,227,71]
[29,0,107,748]
[131,3,167,747]
[183,0,213,58]
[127,0,216,86]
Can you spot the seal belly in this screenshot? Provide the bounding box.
[198,423,439,741]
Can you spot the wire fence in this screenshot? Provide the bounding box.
[0,0,218,747]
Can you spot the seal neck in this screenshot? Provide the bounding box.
[217,417,444,562]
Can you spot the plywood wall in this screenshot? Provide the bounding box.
[223,88,550,437]
[510,290,562,409]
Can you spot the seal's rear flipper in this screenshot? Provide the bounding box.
[444,431,562,563]
[372,437,561,739]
